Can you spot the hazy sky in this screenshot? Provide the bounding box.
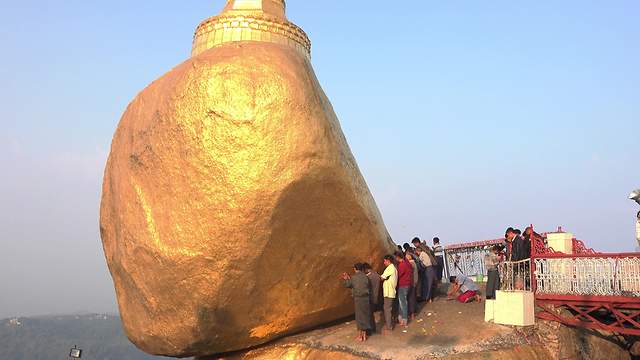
[1,0,638,318]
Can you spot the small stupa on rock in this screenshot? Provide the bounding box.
[100,1,395,357]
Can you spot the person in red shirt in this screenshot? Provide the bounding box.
[395,251,413,326]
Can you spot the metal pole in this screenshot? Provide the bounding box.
[530,224,537,293]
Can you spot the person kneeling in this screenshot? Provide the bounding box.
[448,274,481,303]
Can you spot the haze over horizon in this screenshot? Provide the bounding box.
[1,0,638,319]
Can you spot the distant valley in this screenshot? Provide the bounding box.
[0,314,176,360]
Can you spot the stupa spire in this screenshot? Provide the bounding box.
[191,0,310,58]
[223,0,286,19]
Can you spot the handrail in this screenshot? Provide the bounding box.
[498,259,532,292]
[534,256,640,297]
[528,224,640,298]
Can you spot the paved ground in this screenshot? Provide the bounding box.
[219,285,549,360]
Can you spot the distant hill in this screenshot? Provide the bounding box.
[0,314,180,360]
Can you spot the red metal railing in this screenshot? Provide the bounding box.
[528,224,640,335]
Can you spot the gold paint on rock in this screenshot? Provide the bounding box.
[100,1,394,357]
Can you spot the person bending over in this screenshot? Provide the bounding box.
[447,274,481,303]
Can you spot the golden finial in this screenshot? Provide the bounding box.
[192,0,310,58]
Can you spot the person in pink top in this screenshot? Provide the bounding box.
[395,251,413,326]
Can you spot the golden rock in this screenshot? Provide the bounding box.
[100,0,394,357]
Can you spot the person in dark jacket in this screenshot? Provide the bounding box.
[341,263,373,342]
[505,227,531,290]
[523,227,541,250]
[509,228,530,261]
[363,262,381,332]
[505,227,529,261]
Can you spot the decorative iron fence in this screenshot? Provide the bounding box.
[534,255,640,297]
[498,259,532,291]
[441,226,640,300]
[444,238,504,280]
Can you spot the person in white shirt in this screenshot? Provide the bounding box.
[380,255,398,334]
[433,237,445,283]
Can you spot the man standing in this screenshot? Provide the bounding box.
[416,247,437,302]
[505,227,530,290]
[341,263,373,342]
[405,251,419,320]
[410,238,426,299]
[433,237,444,284]
[412,237,426,251]
[395,251,412,327]
[363,263,381,332]
[380,255,398,334]
[484,245,502,299]
[505,227,529,261]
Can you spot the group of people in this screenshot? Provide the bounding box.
[340,237,480,342]
[485,226,538,299]
[341,227,538,342]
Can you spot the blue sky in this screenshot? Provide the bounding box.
[1,0,638,317]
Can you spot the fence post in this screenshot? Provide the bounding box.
[530,224,537,294]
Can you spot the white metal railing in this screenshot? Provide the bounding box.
[498,259,532,291]
[534,257,640,297]
[445,247,496,279]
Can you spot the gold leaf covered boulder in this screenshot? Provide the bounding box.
[100,0,394,357]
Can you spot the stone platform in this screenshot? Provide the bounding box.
[195,284,635,359]
[199,285,551,360]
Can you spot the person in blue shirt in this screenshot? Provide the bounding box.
[447,274,481,303]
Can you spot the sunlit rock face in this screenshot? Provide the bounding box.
[100,1,394,357]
